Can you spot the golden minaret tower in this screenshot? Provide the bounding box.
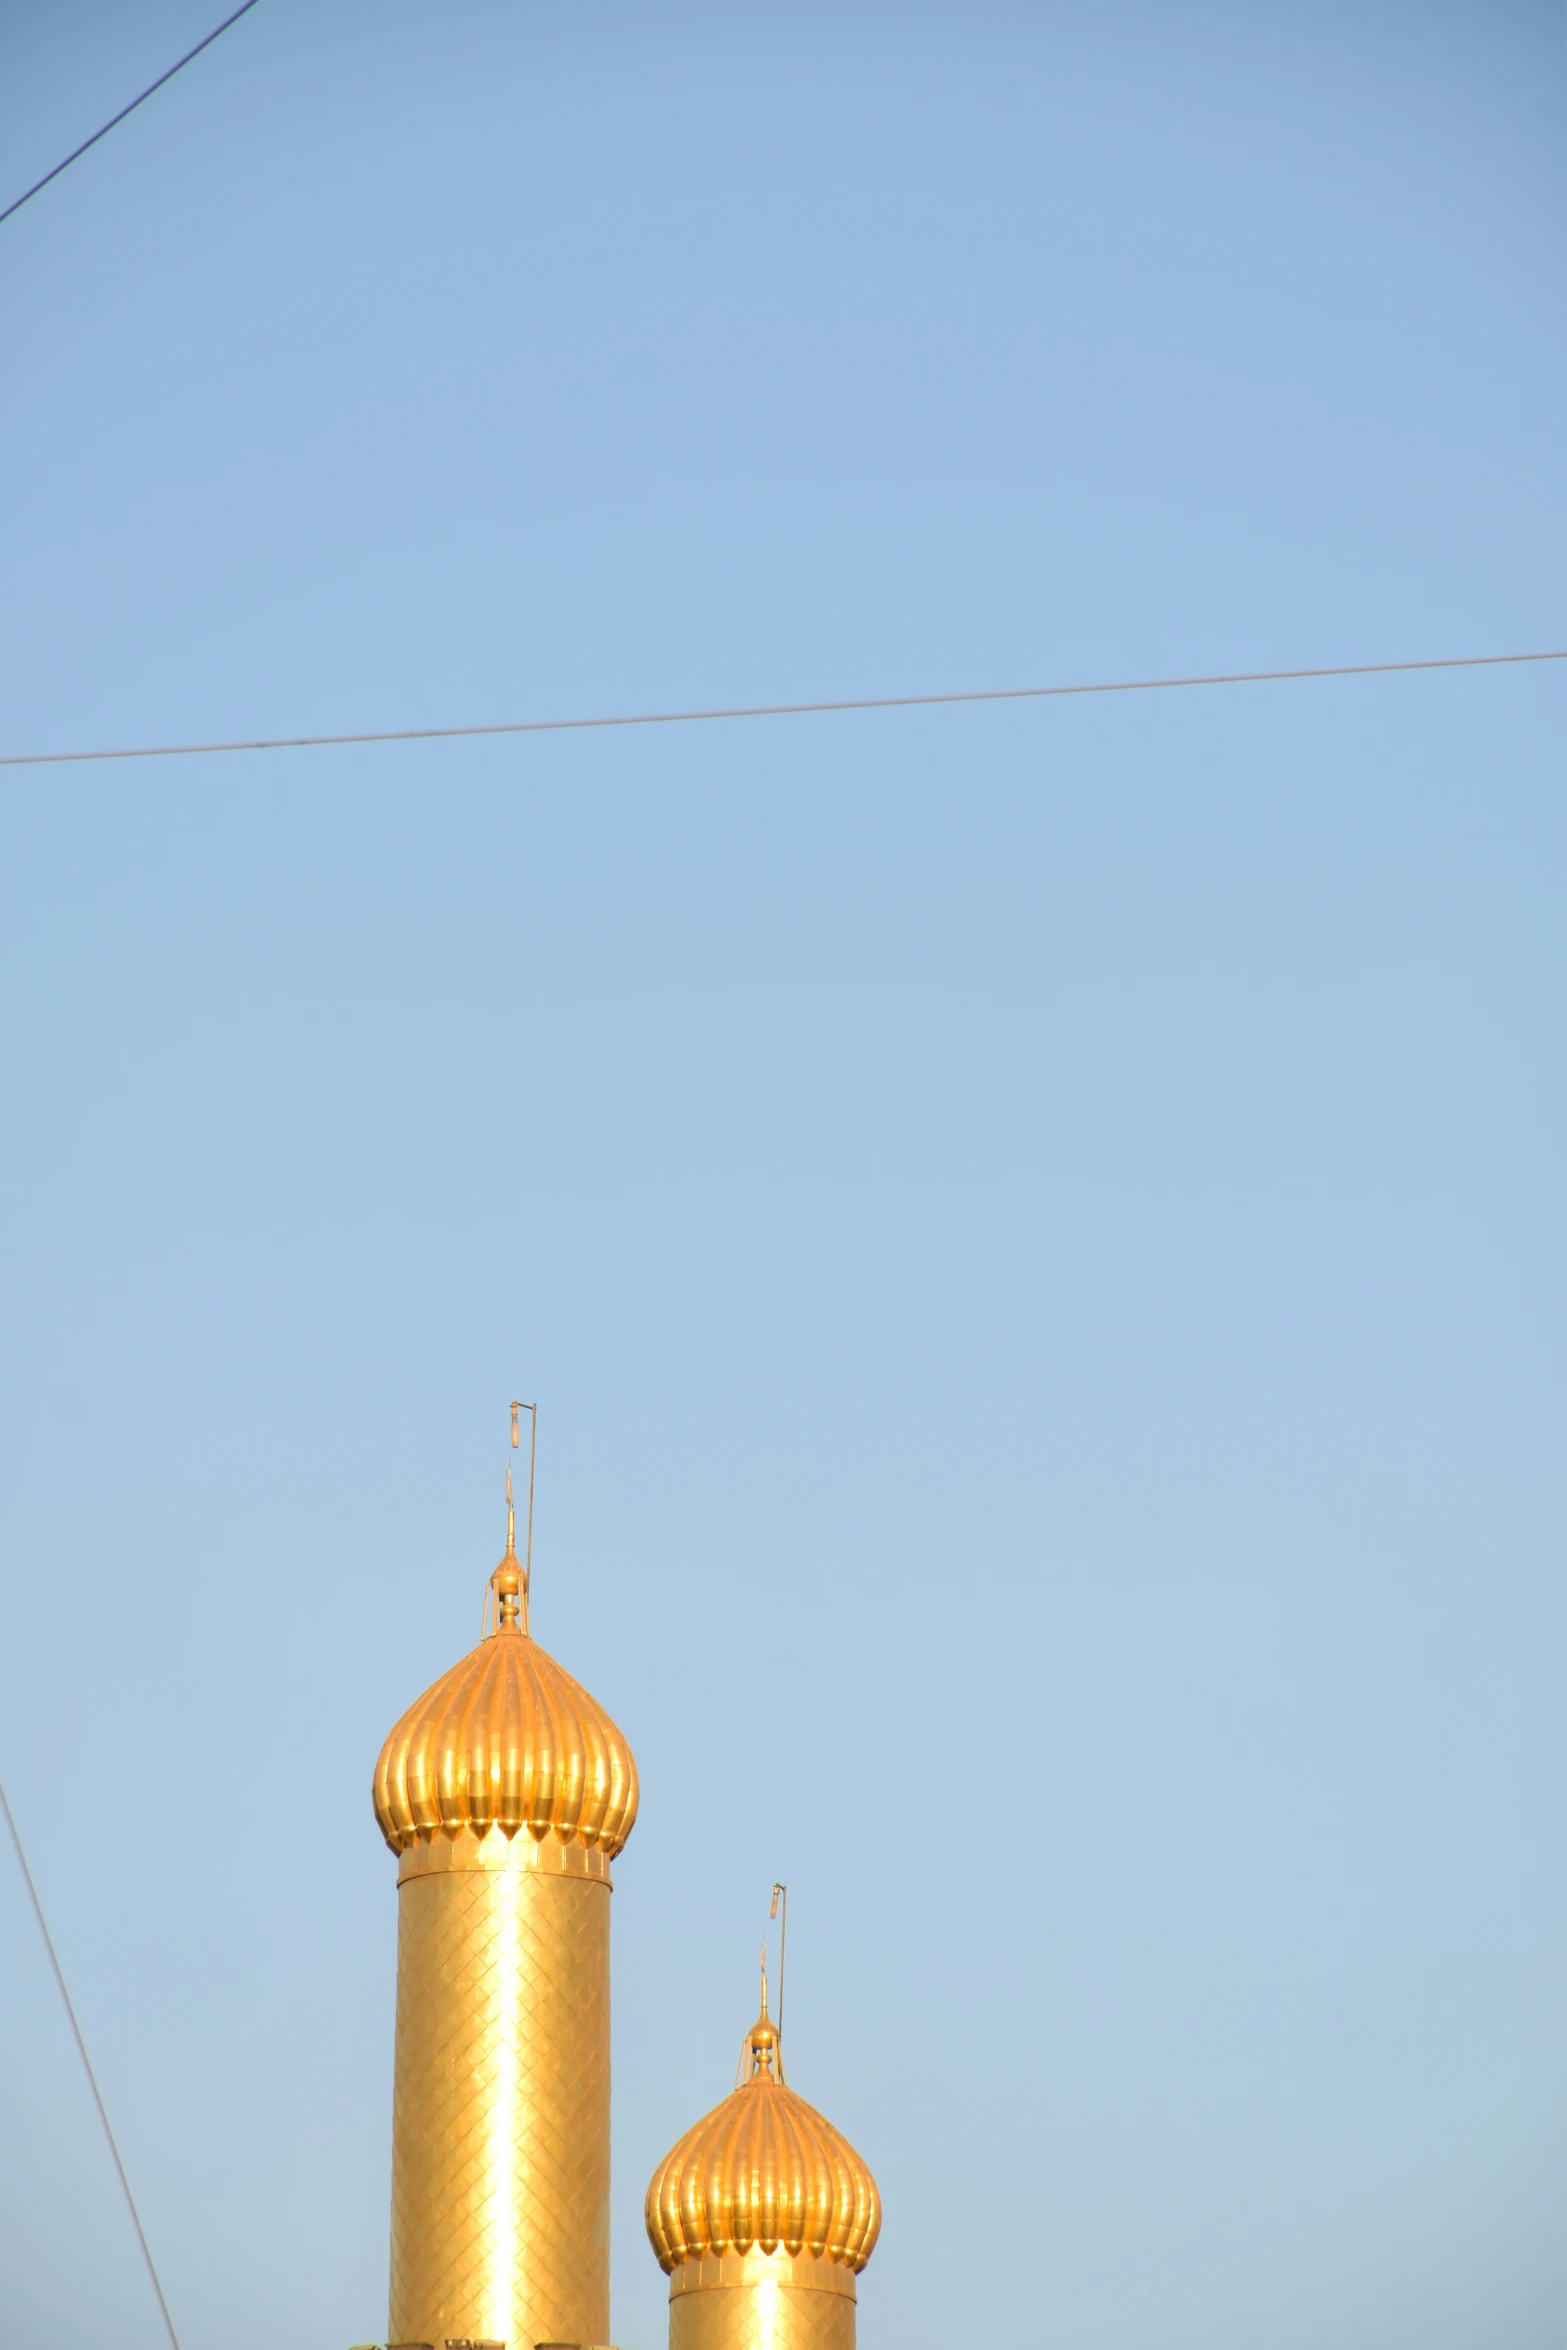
[372,1406,639,2350]
[644,1957,880,2350]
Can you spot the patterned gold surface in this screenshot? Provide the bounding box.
[397,1822,611,1884]
[671,2251,856,2299]
[646,2012,880,2275]
[374,1574,638,1858]
[668,2253,858,2350]
[388,1854,612,2350]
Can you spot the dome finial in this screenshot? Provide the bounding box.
[485,1401,537,1636]
[743,1999,782,2085]
[739,1906,787,2087]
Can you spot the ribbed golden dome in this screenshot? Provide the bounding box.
[373,1547,638,1857]
[645,2008,881,2274]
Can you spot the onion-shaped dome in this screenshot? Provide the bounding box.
[373,1545,638,1857]
[645,2006,880,2274]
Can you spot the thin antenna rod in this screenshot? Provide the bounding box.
[0,1775,183,2350]
[525,1404,537,1583]
[770,1882,788,2046]
[511,1403,538,1582]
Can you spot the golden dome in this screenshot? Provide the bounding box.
[645,2006,881,2274]
[373,1545,639,1857]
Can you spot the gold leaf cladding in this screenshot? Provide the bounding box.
[374,1622,638,1858]
[646,2017,880,2276]
[389,1868,611,2350]
[669,2272,859,2350]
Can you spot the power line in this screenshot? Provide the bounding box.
[0,1774,183,2350]
[0,0,265,231]
[0,647,1561,773]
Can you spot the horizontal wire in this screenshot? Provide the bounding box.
[1,648,1562,772]
[0,0,265,231]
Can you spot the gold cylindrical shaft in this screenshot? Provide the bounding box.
[669,2252,856,2350]
[389,1835,611,2350]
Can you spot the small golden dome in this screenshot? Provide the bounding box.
[645,2007,881,2274]
[373,1547,639,1857]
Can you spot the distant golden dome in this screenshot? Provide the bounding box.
[373,1546,638,1857]
[645,2008,881,2274]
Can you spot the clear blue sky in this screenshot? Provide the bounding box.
[0,5,1562,2348]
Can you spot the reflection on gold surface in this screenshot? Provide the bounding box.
[669,2252,858,2350]
[646,2001,879,2350]
[373,1542,638,1857]
[377,1533,634,2350]
[646,2009,880,2272]
[389,1863,611,2347]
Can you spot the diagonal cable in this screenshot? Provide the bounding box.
[0,1774,183,2350]
[0,0,265,231]
[0,646,1561,772]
